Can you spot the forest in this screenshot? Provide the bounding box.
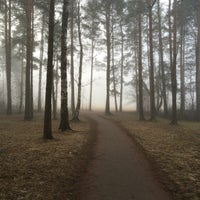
[0,0,200,200]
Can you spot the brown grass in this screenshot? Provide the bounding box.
[0,114,94,200]
[106,112,200,200]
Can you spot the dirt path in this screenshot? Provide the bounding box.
[80,113,172,200]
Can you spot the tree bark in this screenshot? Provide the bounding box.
[5,0,12,115]
[59,0,71,130]
[19,43,25,113]
[105,1,111,115]
[170,0,177,125]
[24,0,32,120]
[157,0,168,116]
[119,20,124,113]
[70,0,75,115]
[43,0,55,139]
[38,12,45,112]
[147,0,156,121]
[72,0,83,121]
[196,1,200,120]
[111,13,118,112]
[180,24,185,117]
[138,0,145,120]
[89,38,94,111]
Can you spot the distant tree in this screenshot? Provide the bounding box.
[24,0,33,120]
[59,0,71,131]
[137,0,145,120]
[38,12,45,112]
[43,0,55,139]
[196,1,200,120]
[170,0,177,125]
[70,0,76,115]
[72,0,83,121]
[157,0,168,116]
[83,0,100,111]
[4,0,12,115]
[146,0,156,121]
[104,0,111,115]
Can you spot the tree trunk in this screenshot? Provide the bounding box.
[157,0,168,116]
[30,1,34,119]
[59,0,71,130]
[5,0,12,115]
[70,0,75,115]
[138,0,145,120]
[38,12,45,112]
[105,1,111,115]
[24,0,32,120]
[180,25,185,118]
[72,0,83,121]
[111,14,118,112]
[119,20,124,113]
[43,0,55,139]
[171,0,177,125]
[19,43,25,113]
[147,0,156,121]
[89,38,94,111]
[196,1,200,120]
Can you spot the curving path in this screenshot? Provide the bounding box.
[80,113,172,200]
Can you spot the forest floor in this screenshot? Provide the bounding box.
[0,114,96,200]
[105,112,200,200]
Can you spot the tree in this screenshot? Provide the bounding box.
[5,0,12,115]
[196,0,200,120]
[83,0,100,111]
[38,11,45,112]
[170,0,177,125]
[157,0,168,116]
[59,0,71,131]
[43,0,55,139]
[70,0,75,115]
[137,0,145,120]
[24,0,33,120]
[146,0,156,121]
[72,0,83,121]
[105,0,111,115]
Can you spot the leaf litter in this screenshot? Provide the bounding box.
[106,112,200,200]
[0,114,95,200]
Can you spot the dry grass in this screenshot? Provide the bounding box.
[107,112,200,200]
[0,114,94,200]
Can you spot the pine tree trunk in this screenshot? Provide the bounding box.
[30,1,34,119]
[5,0,12,115]
[24,0,32,120]
[196,1,200,120]
[70,0,75,115]
[138,0,145,120]
[19,43,25,114]
[59,0,71,130]
[157,0,168,116]
[105,1,111,115]
[111,12,118,112]
[43,0,55,139]
[180,25,185,118]
[72,0,83,121]
[171,0,177,125]
[38,12,45,112]
[89,39,94,111]
[119,20,124,113]
[147,0,156,121]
